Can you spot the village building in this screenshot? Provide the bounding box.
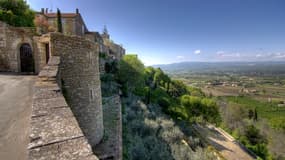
[0,8,125,74]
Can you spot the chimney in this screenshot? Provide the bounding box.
[45,8,48,13]
[76,8,79,14]
[41,8,44,14]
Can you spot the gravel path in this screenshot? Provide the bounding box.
[0,74,35,160]
[193,124,255,160]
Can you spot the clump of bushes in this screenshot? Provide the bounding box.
[0,0,35,27]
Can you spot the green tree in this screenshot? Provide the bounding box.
[0,0,35,27]
[153,68,164,86]
[57,8,62,33]
[144,66,156,87]
[248,109,254,119]
[168,80,188,98]
[254,108,258,121]
[117,55,145,95]
[181,95,201,120]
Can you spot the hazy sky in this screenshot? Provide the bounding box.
[27,0,285,65]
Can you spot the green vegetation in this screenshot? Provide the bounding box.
[0,0,35,27]
[102,56,285,159]
[57,8,63,33]
[101,55,221,159]
[159,62,285,159]
[226,96,285,131]
[115,55,221,125]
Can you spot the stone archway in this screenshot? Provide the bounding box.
[20,43,34,73]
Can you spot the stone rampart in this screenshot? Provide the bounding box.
[28,56,98,160]
[49,33,104,146]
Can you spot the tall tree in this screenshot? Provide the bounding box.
[0,0,35,27]
[254,108,258,121]
[57,8,63,33]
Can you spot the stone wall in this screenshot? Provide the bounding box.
[49,33,104,146]
[0,21,39,72]
[0,21,49,74]
[29,56,98,160]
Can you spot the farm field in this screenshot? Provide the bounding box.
[158,62,285,159]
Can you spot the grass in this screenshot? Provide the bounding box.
[225,96,285,130]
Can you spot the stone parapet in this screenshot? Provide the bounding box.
[28,56,98,160]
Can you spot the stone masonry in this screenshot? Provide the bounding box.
[0,21,37,72]
[49,33,104,146]
[29,56,98,160]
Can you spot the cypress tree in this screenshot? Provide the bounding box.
[254,108,258,121]
[57,8,63,33]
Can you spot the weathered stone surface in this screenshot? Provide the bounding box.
[47,56,60,66]
[29,137,98,160]
[0,21,40,72]
[38,65,58,80]
[29,55,98,159]
[32,96,67,117]
[50,33,104,146]
[29,107,83,149]
[94,95,122,160]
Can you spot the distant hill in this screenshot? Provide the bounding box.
[153,61,285,76]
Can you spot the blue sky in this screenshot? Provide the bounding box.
[27,0,285,65]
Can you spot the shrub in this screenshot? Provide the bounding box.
[158,97,170,108]
[0,0,35,27]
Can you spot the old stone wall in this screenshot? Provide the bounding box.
[29,56,98,160]
[49,33,104,146]
[0,21,38,72]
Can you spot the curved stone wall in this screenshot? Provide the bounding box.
[28,56,98,160]
[50,33,104,146]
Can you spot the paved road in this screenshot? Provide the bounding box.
[193,124,255,160]
[0,74,35,160]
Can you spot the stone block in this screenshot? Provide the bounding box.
[29,107,83,149]
[29,137,98,160]
[32,96,68,117]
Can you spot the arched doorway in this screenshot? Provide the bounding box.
[20,44,34,73]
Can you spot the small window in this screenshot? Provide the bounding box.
[89,89,94,101]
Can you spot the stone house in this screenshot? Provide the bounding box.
[36,8,88,36]
[0,9,125,74]
[101,27,125,59]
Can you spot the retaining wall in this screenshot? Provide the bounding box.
[28,56,98,159]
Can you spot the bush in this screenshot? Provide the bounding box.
[158,97,170,108]
[0,0,35,27]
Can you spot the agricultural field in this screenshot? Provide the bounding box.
[157,62,285,159]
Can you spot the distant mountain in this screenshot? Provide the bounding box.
[153,61,285,76]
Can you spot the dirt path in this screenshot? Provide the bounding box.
[193,124,256,160]
[0,74,35,160]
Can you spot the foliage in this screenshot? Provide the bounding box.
[0,0,35,27]
[122,97,216,160]
[34,15,49,33]
[181,95,221,124]
[240,125,271,159]
[116,55,145,96]
[168,80,188,98]
[226,96,285,130]
[57,8,62,33]
[105,60,118,74]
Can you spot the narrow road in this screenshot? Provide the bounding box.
[193,124,255,160]
[0,74,35,160]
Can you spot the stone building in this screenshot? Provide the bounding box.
[0,21,47,73]
[0,9,125,74]
[36,8,88,36]
[0,8,125,159]
[101,27,125,59]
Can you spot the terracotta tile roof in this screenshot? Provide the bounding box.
[44,13,78,18]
